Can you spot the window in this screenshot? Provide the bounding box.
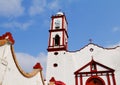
[53,63,58,67]
[55,35,60,46]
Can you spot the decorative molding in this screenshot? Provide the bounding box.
[33,63,43,70]
[0,32,15,45]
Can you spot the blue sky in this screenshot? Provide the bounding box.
[0,0,120,73]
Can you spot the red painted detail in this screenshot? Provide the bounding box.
[0,32,15,45]
[49,77,56,82]
[33,62,42,70]
[80,75,83,85]
[107,73,111,85]
[47,29,68,51]
[51,13,68,25]
[74,59,114,74]
[62,16,64,29]
[75,75,78,85]
[112,73,116,85]
[62,30,64,46]
[74,59,116,85]
[47,12,68,52]
[49,77,66,85]
[86,76,105,85]
[47,46,67,51]
[51,15,64,18]
[49,29,68,38]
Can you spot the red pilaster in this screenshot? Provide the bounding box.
[75,75,78,85]
[107,73,111,85]
[112,73,116,85]
[63,30,64,46]
[80,74,83,85]
[62,16,64,29]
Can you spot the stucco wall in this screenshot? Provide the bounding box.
[46,43,120,85]
[0,44,45,85]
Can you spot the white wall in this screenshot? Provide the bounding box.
[0,44,45,85]
[46,43,120,85]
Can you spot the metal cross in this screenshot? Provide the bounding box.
[89,39,93,43]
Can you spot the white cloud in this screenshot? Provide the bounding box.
[0,20,33,30]
[16,52,47,74]
[29,0,46,16]
[112,27,120,32]
[0,0,24,17]
[107,41,120,48]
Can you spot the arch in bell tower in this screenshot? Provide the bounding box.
[54,34,60,46]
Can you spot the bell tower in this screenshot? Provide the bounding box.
[47,11,68,52]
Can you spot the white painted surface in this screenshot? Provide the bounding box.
[46,43,120,85]
[0,44,44,85]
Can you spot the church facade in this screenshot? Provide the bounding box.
[46,12,120,85]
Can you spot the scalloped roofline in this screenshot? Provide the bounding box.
[68,43,120,52]
[10,45,45,84]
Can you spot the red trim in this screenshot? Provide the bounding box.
[63,30,64,46]
[62,16,64,29]
[49,77,56,82]
[0,32,15,45]
[80,74,83,85]
[86,76,105,85]
[75,75,78,85]
[47,46,67,51]
[74,59,116,85]
[51,15,64,18]
[33,62,42,70]
[49,29,68,38]
[107,73,111,85]
[51,13,68,25]
[112,73,116,85]
[47,13,68,52]
[74,59,114,74]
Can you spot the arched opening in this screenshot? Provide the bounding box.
[86,76,105,85]
[54,35,60,46]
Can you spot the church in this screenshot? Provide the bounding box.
[46,11,120,85]
[0,11,120,85]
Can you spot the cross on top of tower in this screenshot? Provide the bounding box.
[56,9,64,16]
[89,39,93,43]
[58,9,62,12]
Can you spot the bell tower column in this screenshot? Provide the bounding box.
[47,11,68,52]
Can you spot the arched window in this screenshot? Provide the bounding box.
[54,35,60,46]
